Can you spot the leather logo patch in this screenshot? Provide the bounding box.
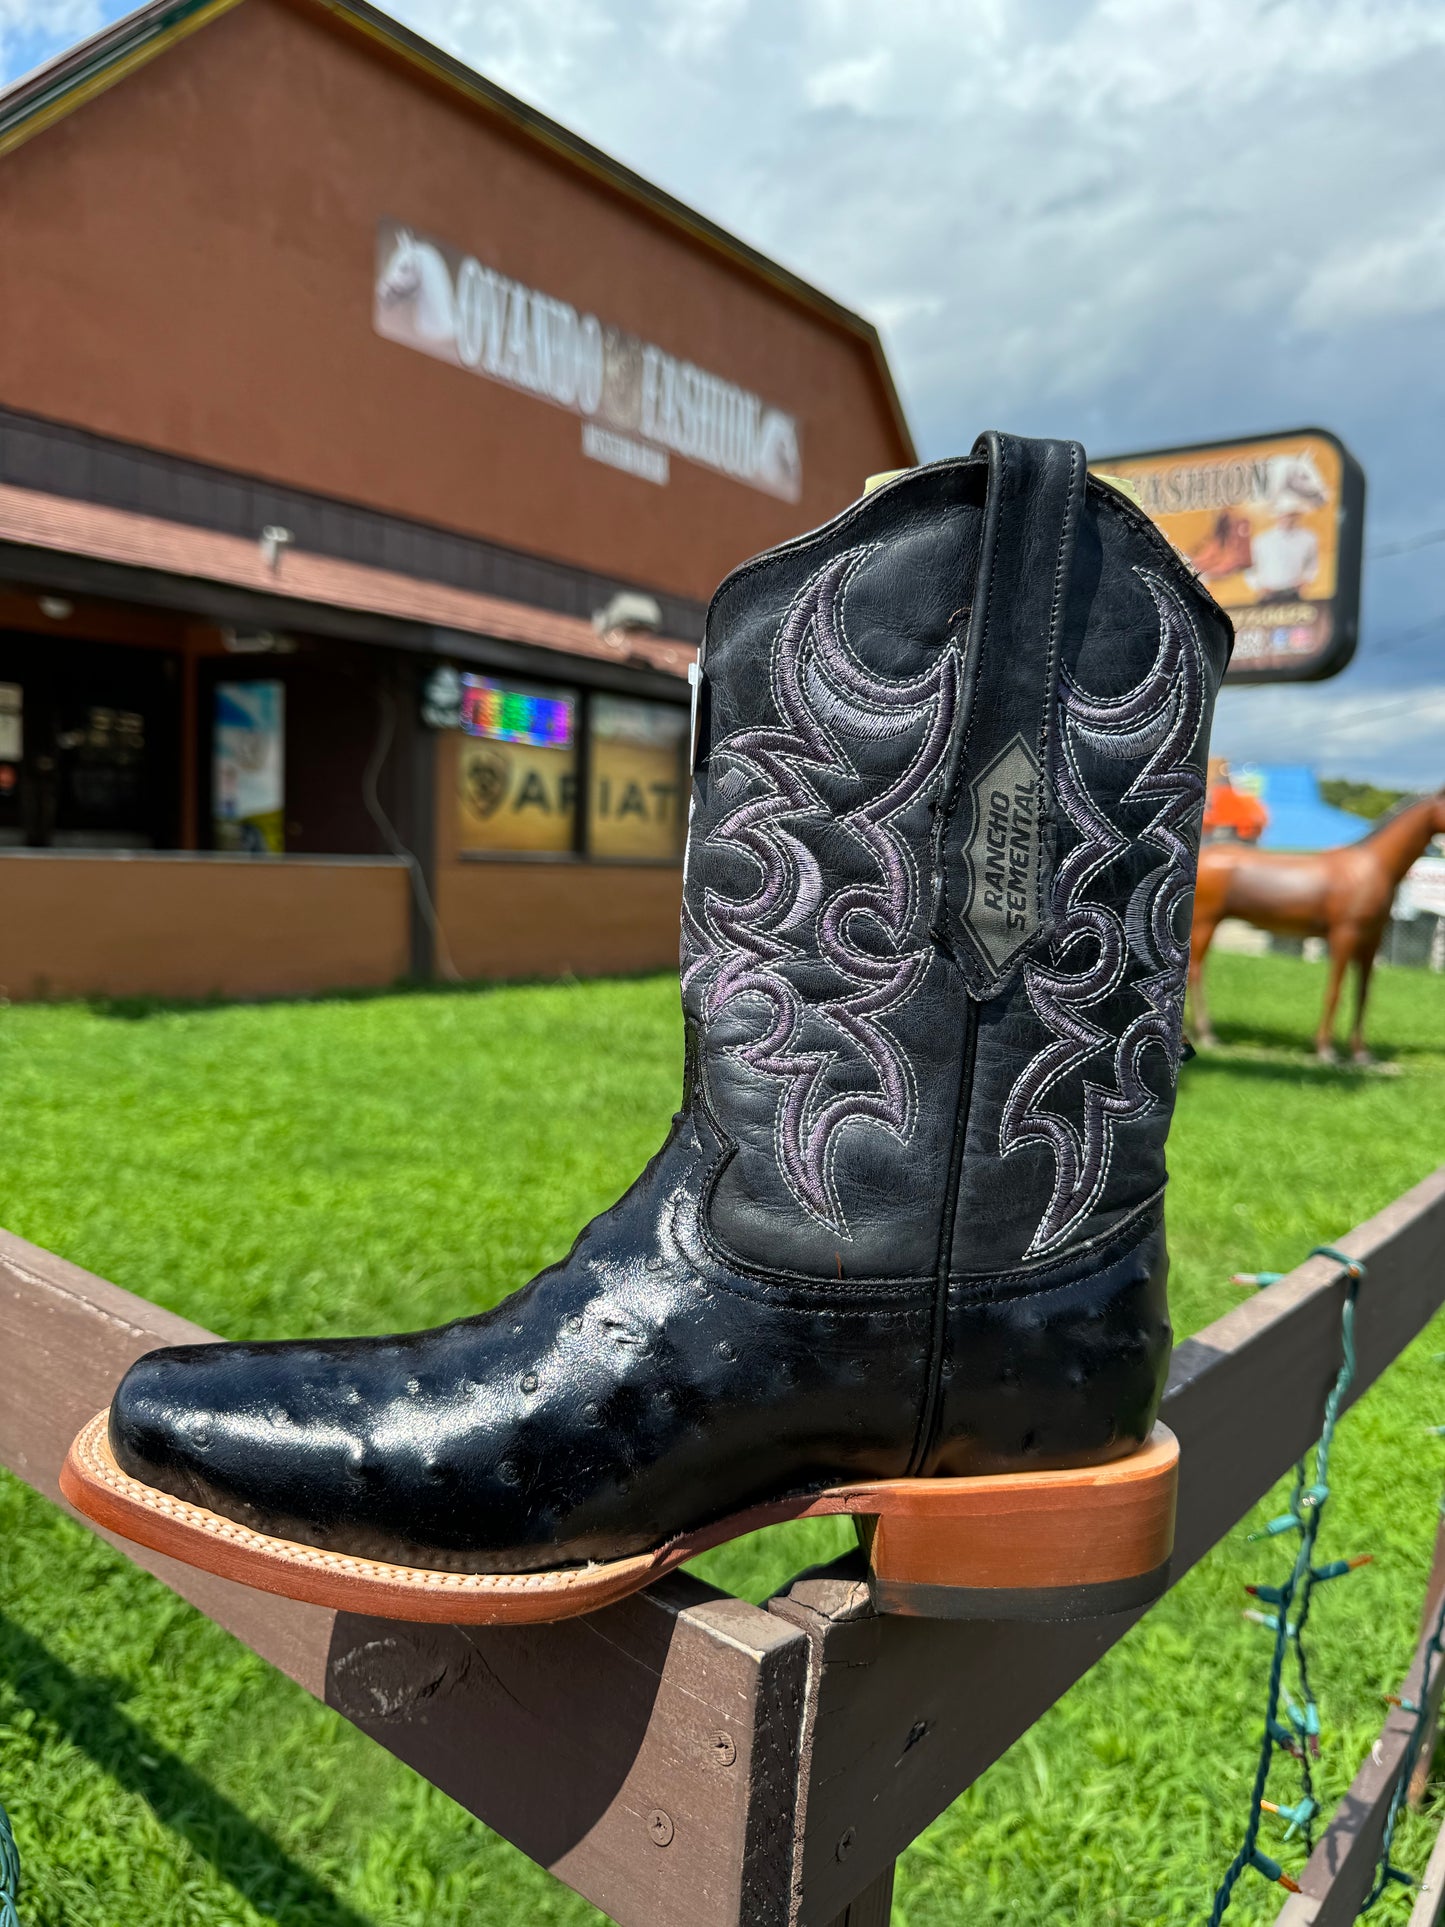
[961,735,1043,971]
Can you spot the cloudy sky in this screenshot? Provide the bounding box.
[6,0,1445,784]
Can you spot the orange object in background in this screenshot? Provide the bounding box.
[1204,758,1269,844]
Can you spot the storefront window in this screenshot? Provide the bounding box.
[214,681,286,852]
[0,683,21,846]
[457,674,578,854]
[587,695,688,861]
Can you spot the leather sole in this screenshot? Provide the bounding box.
[60,1411,1178,1625]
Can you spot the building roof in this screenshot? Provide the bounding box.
[0,481,696,679]
[0,0,916,465]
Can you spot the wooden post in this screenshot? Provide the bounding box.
[1273,1491,1445,1921]
[1410,1816,1445,1927]
[1272,1600,1445,1925]
[1410,1503,1445,1807]
[822,1864,896,1927]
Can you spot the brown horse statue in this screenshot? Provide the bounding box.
[1188,791,1445,1064]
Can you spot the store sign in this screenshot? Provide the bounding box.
[457,677,578,855]
[374,220,802,502]
[589,696,687,861]
[1091,430,1365,684]
[214,681,285,853]
[461,676,572,748]
[458,739,577,854]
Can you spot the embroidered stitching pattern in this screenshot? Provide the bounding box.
[1001,568,1207,1258]
[684,545,960,1235]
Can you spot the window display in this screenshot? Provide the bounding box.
[587,695,688,861]
[457,675,578,854]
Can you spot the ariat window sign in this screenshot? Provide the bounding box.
[961,736,1043,971]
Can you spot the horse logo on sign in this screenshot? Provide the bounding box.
[374,226,458,352]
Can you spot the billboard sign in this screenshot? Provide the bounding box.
[1092,429,1364,683]
[374,220,802,502]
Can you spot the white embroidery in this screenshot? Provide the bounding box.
[1002,570,1207,1257]
[684,546,960,1235]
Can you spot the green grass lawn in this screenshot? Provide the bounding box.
[2,950,1445,1925]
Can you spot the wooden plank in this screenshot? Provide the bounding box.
[1408,1814,1445,1927]
[772,1168,1445,1924]
[821,1862,895,1927]
[0,1226,809,1927]
[1272,1606,1443,1927]
[1410,1505,1445,1807]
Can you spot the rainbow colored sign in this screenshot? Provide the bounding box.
[460,676,573,748]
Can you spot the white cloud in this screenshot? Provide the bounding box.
[654,0,747,62]
[382,0,1445,727]
[371,0,1445,446]
[804,49,891,114]
[405,0,616,105]
[1212,677,1445,788]
[0,0,103,80]
[6,0,1445,737]
[1294,203,1445,328]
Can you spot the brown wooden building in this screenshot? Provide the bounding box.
[0,0,913,1000]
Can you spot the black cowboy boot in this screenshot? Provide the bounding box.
[63,434,1231,1623]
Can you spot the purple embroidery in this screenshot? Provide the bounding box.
[1001,570,1207,1258]
[685,546,959,1234]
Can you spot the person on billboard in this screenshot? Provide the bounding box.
[1244,490,1319,599]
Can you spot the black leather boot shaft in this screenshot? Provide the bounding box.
[109,433,1232,1572]
[684,436,1225,1281]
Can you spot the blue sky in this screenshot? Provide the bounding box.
[6,0,1445,785]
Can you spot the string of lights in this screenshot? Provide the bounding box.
[0,1796,19,1927]
[1209,1246,1382,1919]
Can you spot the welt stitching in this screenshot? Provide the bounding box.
[952,440,1003,815]
[909,439,1008,1473]
[693,1237,936,1305]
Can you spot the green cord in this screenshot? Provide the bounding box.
[0,1795,19,1927]
[1209,1246,1366,1921]
[1359,1584,1445,1910]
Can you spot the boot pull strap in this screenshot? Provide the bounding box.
[934,429,1086,997]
